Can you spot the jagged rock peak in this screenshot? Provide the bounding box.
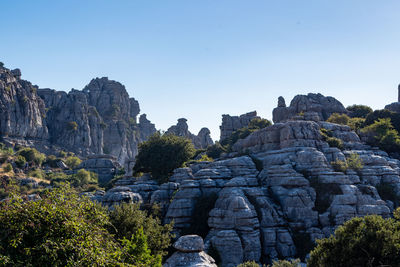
[219,111,259,141]
[273,93,347,123]
[166,118,213,149]
[0,63,48,139]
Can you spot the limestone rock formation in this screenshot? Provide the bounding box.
[166,118,213,149]
[164,235,217,267]
[220,111,259,141]
[272,93,347,123]
[76,155,121,184]
[0,65,48,140]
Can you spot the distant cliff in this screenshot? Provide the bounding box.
[0,64,156,167]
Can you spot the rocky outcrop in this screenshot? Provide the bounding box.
[38,78,157,166]
[0,65,48,140]
[164,235,217,267]
[272,93,347,123]
[166,118,213,149]
[220,111,259,141]
[76,155,121,184]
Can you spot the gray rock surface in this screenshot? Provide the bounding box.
[166,118,213,149]
[272,93,347,123]
[164,235,217,267]
[220,111,259,141]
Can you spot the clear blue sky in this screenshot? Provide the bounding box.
[2,1,400,140]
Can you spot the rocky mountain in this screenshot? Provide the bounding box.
[220,111,259,141]
[0,64,156,170]
[101,93,400,266]
[166,118,213,149]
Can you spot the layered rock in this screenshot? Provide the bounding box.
[164,235,217,267]
[220,111,259,141]
[166,118,213,149]
[272,93,347,123]
[0,65,48,140]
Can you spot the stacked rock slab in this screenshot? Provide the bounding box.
[166,118,213,149]
[272,93,348,123]
[220,111,259,141]
[164,235,217,267]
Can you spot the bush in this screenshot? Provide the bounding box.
[237,261,259,267]
[347,104,373,118]
[248,117,272,129]
[206,142,226,159]
[133,132,195,184]
[3,163,12,172]
[0,186,120,265]
[269,259,301,267]
[331,159,348,172]
[17,147,45,166]
[346,153,363,171]
[74,169,98,185]
[108,202,173,258]
[65,156,82,169]
[44,155,58,168]
[364,109,400,133]
[15,155,26,168]
[326,137,343,149]
[347,117,365,132]
[308,215,400,267]
[327,113,350,125]
[27,168,45,179]
[361,118,400,152]
[67,121,78,131]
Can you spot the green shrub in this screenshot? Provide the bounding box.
[269,259,301,267]
[27,168,45,179]
[108,202,173,259]
[237,261,259,267]
[326,137,343,149]
[44,155,58,168]
[347,104,373,118]
[347,117,365,132]
[18,147,45,166]
[58,150,67,158]
[14,155,26,168]
[308,215,400,267]
[3,163,12,172]
[0,186,119,266]
[331,159,348,172]
[248,117,272,129]
[65,156,82,169]
[327,113,350,125]
[346,153,363,171]
[361,118,400,152]
[206,142,226,159]
[74,169,98,185]
[67,121,78,131]
[133,132,195,184]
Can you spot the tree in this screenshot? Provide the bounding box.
[65,156,82,169]
[308,215,400,267]
[108,202,173,259]
[347,104,373,118]
[327,113,350,125]
[0,186,120,266]
[133,132,195,184]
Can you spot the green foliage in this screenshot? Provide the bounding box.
[108,202,173,259]
[347,104,373,118]
[66,121,78,131]
[327,113,350,125]
[248,117,272,130]
[346,153,363,171]
[364,109,400,133]
[118,227,162,267]
[237,261,260,267]
[206,142,227,159]
[331,159,348,172]
[47,169,98,189]
[269,259,301,267]
[15,155,26,168]
[347,117,365,132]
[75,169,98,185]
[58,150,67,158]
[0,186,121,266]
[44,155,58,168]
[134,132,195,184]
[181,193,218,238]
[3,163,12,173]
[362,118,400,152]
[326,137,343,149]
[27,168,45,179]
[65,156,82,169]
[308,215,400,267]
[17,147,45,166]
